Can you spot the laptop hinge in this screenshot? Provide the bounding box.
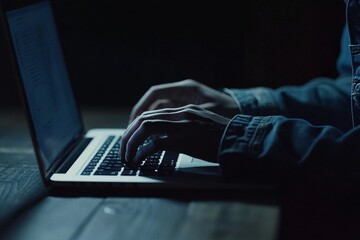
[55,137,93,173]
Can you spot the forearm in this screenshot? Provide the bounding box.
[218,115,360,185]
[225,76,352,131]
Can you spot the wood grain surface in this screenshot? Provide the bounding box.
[0,109,48,230]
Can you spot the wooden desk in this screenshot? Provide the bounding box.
[5,107,360,240]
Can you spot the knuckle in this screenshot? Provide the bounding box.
[149,85,160,92]
[181,79,197,87]
[137,114,147,122]
[140,119,153,130]
[183,108,196,117]
[185,104,198,109]
[141,110,153,116]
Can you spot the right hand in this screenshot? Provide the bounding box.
[121,104,231,165]
[129,79,240,124]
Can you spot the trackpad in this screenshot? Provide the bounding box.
[178,157,220,176]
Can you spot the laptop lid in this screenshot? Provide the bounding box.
[0,0,85,183]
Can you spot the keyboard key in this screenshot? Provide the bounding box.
[83,167,96,172]
[87,162,98,166]
[160,159,177,168]
[94,171,119,176]
[142,162,159,168]
[121,169,138,176]
[97,166,123,171]
[139,169,157,176]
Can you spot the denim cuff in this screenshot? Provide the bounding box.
[218,115,275,182]
[219,115,273,159]
[223,87,279,116]
[350,44,360,126]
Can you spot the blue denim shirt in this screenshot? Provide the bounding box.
[218,1,360,183]
[348,0,360,126]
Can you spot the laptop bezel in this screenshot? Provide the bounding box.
[0,0,86,185]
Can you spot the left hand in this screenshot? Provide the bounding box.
[128,79,239,124]
[120,104,231,165]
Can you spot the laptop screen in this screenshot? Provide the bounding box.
[6,1,82,172]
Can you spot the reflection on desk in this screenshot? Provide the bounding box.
[2,197,279,240]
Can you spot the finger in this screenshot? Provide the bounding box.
[125,107,198,146]
[132,135,170,164]
[149,104,230,125]
[148,99,176,111]
[125,120,179,163]
[139,104,202,119]
[120,115,144,160]
[123,110,177,162]
[129,80,199,123]
[129,83,180,122]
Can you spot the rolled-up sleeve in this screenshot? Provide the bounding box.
[224,76,352,131]
[223,87,280,116]
[218,114,360,186]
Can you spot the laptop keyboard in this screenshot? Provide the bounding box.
[80,136,177,176]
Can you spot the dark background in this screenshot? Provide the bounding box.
[0,0,346,108]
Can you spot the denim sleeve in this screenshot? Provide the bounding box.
[225,76,352,131]
[218,115,360,185]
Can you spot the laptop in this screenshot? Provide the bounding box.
[0,0,272,195]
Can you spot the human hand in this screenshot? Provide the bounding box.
[129,79,239,124]
[121,104,231,165]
